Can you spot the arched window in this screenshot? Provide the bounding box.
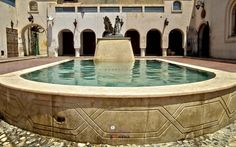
[173,1,182,11]
[226,0,236,41]
[29,1,38,12]
[233,5,236,35]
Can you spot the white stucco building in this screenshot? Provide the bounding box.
[0,0,235,59]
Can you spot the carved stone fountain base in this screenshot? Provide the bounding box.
[94,37,135,62]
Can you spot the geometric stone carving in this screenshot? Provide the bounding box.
[0,85,236,144]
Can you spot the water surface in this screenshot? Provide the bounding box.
[21,60,215,87]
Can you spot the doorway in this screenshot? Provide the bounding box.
[125,29,140,56]
[81,30,96,56]
[146,29,162,56]
[198,23,210,57]
[168,29,184,56]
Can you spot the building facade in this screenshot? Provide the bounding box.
[187,0,236,59]
[0,0,235,59]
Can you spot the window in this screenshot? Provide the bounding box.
[63,0,78,2]
[2,0,15,7]
[226,0,236,41]
[55,7,75,13]
[29,1,38,12]
[233,6,236,35]
[78,7,97,13]
[57,0,78,4]
[100,7,120,13]
[173,1,182,11]
[122,7,142,13]
[144,6,164,13]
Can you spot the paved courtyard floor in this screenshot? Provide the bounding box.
[0,56,235,74]
[0,56,236,146]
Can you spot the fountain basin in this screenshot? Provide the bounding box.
[0,58,236,145]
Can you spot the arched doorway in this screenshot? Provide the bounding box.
[198,23,210,57]
[168,29,184,56]
[21,24,45,56]
[81,29,96,56]
[146,29,162,56]
[125,29,140,56]
[58,29,74,56]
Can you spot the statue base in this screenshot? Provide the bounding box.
[94,37,135,62]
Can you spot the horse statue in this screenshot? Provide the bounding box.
[103,16,114,37]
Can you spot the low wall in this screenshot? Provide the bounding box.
[0,85,235,145]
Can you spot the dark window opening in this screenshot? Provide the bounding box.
[56,7,75,12]
[100,7,120,13]
[173,1,182,10]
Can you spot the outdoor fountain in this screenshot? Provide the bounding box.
[0,16,236,145]
[94,16,134,62]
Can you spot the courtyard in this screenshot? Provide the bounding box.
[0,56,236,146]
[1,0,236,146]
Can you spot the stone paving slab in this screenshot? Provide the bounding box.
[160,57,236,72]
[0,57,70,74]
[0,56,43,63]
[0,119,236,147]
[0,57,235,75]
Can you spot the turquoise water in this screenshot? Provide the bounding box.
[21,60,215,87]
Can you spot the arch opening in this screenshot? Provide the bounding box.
[168,29,184,56]
[173,1,182,10]
[125,29,140,56]
[198,23,210,57]
[58,29,74,56]
[146,29,162,56]
[81,30,96,56]
[21,24,45,56]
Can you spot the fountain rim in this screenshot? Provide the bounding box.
[0,58,235,98]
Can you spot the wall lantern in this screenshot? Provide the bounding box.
[196,0,206,18]
[47,15,55,25]
[164,18,169,26]
[10,20,14,29]
[81,9,85,18]
[195,0,205,10]
[73,19,77,28]
[28,14,34,23]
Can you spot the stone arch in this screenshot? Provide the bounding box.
[81,29,96,56]
[168,29,184,56]
[146,29,162,56]
[198,22,210,57]
[225,0,236,39]
[125,29,140,56]
[20,24,45,56]
[58,29,75,56]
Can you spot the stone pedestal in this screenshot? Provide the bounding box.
[94,37,135,62]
